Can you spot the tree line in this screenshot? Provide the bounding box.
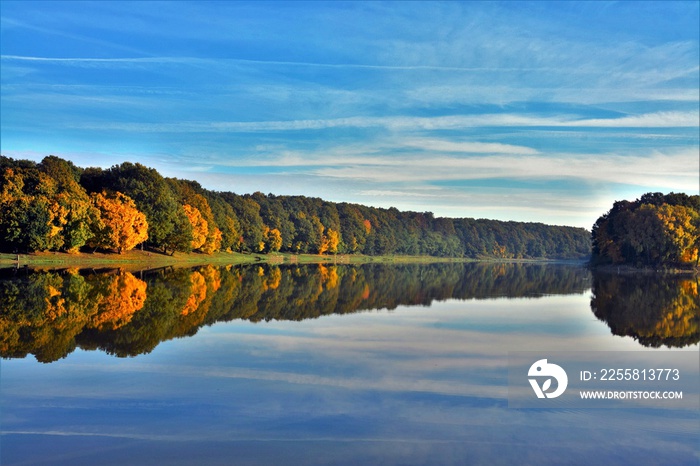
[1,155,590,259]
[591,192,700,268]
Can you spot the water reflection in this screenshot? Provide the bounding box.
[2,264,698,466]
[4,263,697,362]
[591,272,700,348]
[1,263,589,362]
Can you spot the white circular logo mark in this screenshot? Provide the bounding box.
[528,359,568,399]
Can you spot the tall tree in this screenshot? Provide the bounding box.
[183,204,208,250]
[168,178,222,253]
[88,191,148,253]
[81,163,190,253]
[222,193,264,252]
[0,166,67,252]
[39,156,97,253]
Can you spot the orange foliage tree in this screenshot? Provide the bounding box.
[89,191,148,253]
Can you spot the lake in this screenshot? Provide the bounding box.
[1,262,698,465]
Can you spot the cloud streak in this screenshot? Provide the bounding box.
[313,150,698,190]
[1,54,578,72]
[217,145,697,191]
[61,111,699,133]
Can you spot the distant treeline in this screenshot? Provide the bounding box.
[0,155,590,259]
[591,192,700,268]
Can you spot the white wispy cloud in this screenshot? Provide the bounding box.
[212,142,696,194]
[0,54,583,74]
[400,138,539,155]
[60,111,700,133]
[404,85,700,106]
[570,112,699,128]
[311,149,698,192]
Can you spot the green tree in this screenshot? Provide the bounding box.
[206,192,241,251]
[0,166,66,252]
[222,193,264,252]
[168,178,222,253]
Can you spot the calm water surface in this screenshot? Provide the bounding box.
[1,263,698,465]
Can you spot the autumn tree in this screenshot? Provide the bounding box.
[656,204,699,265]
[326,228,340,254]
[81,163,191,254]
[199,228,222,254]
[88,191,148,253]
[0,165,67,252]
[592,193,700,268]
[337,203,369,253]
[205,191,241,251]
[183,204,208,250]
[168,178,222,253]
[262,226,283,253]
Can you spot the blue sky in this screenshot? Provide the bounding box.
[1,1,698,228]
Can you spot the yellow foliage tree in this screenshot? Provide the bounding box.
[325,228,340,254]
[183,204,208,250]
[0,168,68,251]
[655,204,699,265]
[200,227,222,254]
[89,191,149,253]
[262,226,283,253]
[40,156,98,253]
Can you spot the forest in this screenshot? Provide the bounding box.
[591,192,700,268]
[0,155,591,259]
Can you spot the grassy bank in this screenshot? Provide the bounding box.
[0,250,482,271]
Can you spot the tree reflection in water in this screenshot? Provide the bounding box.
[10,262,694,363]
[591,272,700,348]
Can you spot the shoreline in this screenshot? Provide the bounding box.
[589,263,700,276]
[0,250,585,272]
